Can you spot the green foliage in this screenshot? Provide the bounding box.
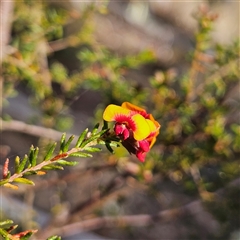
[0,219,37,240]
[149,57,239,190]
[76,47,153,107]
[1,1,239,239]
[0,219,61,239]
[3,0,153,131]
[47,236,61,240]
[2,1,99,129]
[74,6,239,201]
[0,125,119,189]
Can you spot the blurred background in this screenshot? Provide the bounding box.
[1,0,239,239]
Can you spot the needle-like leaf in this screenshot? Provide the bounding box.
[13,178,35,185]
[57,160,79,166]
[69,152,92,158]
[63,135,74,152]
[75,128,88,147]
[44,142,57,161]
[59,133,66,153]
[17,155,28,173]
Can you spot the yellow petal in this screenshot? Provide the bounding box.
[103,104,131,121]
[149,114,161,130]
[131,114,151,141]
[145,119,160,148]
[146,119,155,131]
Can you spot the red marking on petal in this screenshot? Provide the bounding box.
[114,123,125,135]
[114,114,137,131]
[114,123,130,140]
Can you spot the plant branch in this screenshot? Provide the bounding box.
[37,201,205,238]
[195,58,240,97]
[0,118,73,141]
[38,177,240,239]
[0,138,100,186]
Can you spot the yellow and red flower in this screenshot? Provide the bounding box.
[103,102,160,162]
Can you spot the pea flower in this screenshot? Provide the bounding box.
[103,102,160,162]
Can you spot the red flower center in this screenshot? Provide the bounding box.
[114,123,130,140]
[114,114,137,131]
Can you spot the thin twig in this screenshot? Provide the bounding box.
[48,36,77,53]
[38,177,240,239]
[195,58,240,97]
[0,139,98,186]
[37,201,203,239]
[0,118,73,141]
[38,206,182,238]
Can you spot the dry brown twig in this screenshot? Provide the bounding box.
[0,118,73,141]
[37,177,240,239]
[38,200,211,239]
[38,204,183,239]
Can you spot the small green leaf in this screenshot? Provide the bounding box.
[23,170,38,176]
[0,219,14,227]
[0,179,10,186]
[42,165,64,170]
[108,141,120,147]
[69,152,92,158]
[6,171,11,179]
[93,128,109,139]
[102,120,108,130]
[80,137,95,148]
[44,142,57,161]
[57,160,79,166]
[32,147,39,166]
[98,140,120,148]
[17,155,28,173]
[19,231,36,240]
[47,235,61,240]
[28,146,39,167]
[84,146,102,152]
[81,129,108,148]
[105,142,114,153]
[59,133,66,153]
[63,135,75,152]
[28,145,35,165]
[75,128,88,147]
[77,138,91,148]
[13,178,35,185]
[92,123,100,135]
[15,156,20,173]
[97,140,106,145]
[0,228,10,238]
